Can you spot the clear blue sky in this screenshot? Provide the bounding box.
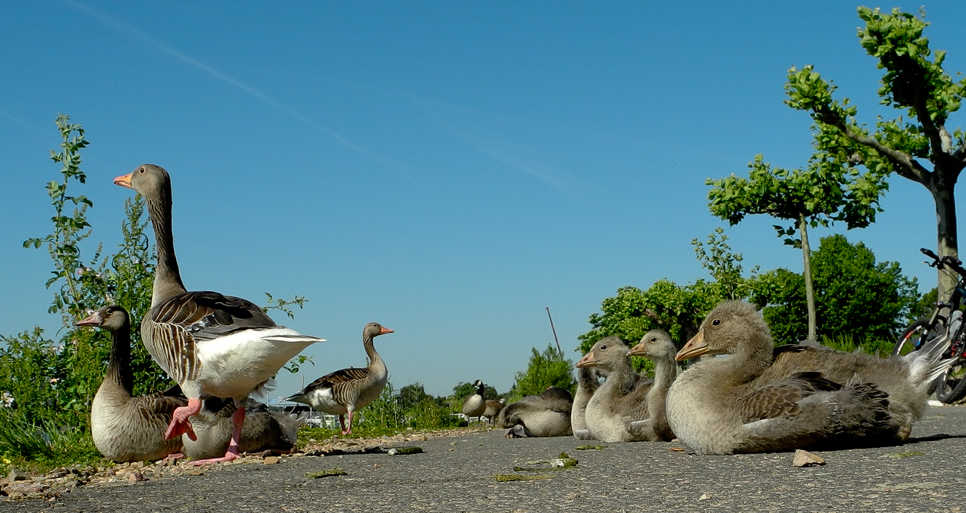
[2,2,964,399]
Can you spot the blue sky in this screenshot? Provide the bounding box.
[2,2,964,398]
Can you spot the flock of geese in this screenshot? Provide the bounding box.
[495,300,953,455]
[76,163,957,464]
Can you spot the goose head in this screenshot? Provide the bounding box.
[364,322,394,339]
[676,301,773,364]
[575,335,629,372]
[76,305,129,332]
[113,164,171,200]
[626,330,676,359]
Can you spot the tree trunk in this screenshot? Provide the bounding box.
[799,214,817,342]
[928,168,960,300]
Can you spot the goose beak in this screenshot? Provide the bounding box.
[575,351,597,368]
[380,327,394,334]
[627,342,647,357]
[113,172,133,188]
[75,311,103,327]
[676,331,709,361]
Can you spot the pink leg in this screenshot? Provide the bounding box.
[344,411,354,436]
[165,398,201,441]
[190,405,245,465]
[338,415,347,434]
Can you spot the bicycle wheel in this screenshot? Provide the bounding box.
[892,319,942,357]
[935,358,966,404]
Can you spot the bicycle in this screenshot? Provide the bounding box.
[892,248,966,403]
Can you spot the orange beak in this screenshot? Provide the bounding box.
[380,326,394,334]
[627,341,647,357]
[75,311,102,327]
[575,351,597,368]
[113,172,133,188]
[675,330,709,361]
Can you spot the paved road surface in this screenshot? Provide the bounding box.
[9,405,966,513]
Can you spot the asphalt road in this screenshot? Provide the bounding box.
[9,405,966,513]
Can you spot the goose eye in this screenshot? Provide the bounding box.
[139,167,145,173]
[600,345,607,350]
[712,319,721,326]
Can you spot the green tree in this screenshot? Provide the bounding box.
[763,234,918,348]
[507,345,576,402]
[692,227,757,301]
[784,7,966,298]
[579,280,721,354]
[707,152,885,341]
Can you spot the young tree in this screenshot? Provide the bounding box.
[785,7,966,298]
[507,345,576,402]
[707,154,885,341]
[692,227,752,301]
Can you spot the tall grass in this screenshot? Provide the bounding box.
[0,408,100,474]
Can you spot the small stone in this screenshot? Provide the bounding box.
[263,456,280,465]
[793,449,826,467]
[699,494,709,500]
[7,468,28,482]
[126,471,144,483]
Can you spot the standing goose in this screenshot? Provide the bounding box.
[483,399,505,425]
[576,336,652,442]
[625,329,679,441]
[181,398,304,460]
[285,322,394,435]
[76,305,186,462]
[461,380,487,421]
[114,164,325,464]
[666,301,900,454]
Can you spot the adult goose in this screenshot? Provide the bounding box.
[181,398,304,460]
[625,329,679,441]
[76,305,186,462]
[483,399,505,425]
[461,380,487,421]
[576,336,652,442]
[114,164,325,464]
[285,322,393,435]
[498,387,573,438]
[665,300,914,455]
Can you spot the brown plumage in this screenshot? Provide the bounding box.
[181,398,304,460]
[76,306,186,462]
[285,323,394,435]
[483,399,505,424]
[571,365,602,440]
[498,387,573,438]
[576,336,652,442]
[114,164,325,464]
[625,329,679,441]
[666,301,900,454]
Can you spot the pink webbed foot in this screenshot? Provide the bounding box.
[165,398,202,441]
[189,403,245,465]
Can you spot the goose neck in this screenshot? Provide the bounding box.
[146,194,186,305]
[105,327,134,395]
[363,335,383,368]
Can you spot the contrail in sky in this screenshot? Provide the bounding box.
[65,0,414,181]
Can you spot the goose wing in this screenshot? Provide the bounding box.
[308,367,371,391]
[736,372,841,423]
[146,291,277,383]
